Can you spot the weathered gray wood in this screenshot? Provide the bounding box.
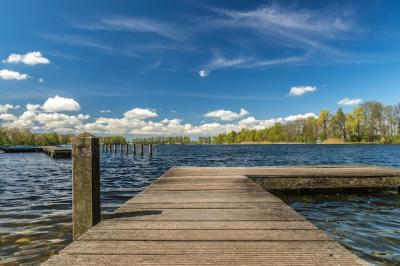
[94,220,317,230]
[71,133,100,240]
[80,229,330,241]
[44,166,385,265]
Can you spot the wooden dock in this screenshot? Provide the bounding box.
[41,165,400,265]
[41,146,72,158]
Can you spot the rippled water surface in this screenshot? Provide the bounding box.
[1,144,400,265]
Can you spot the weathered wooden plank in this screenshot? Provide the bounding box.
[79,229,329,241]
[166,166,400,177]
[121,202,291,209]
[59,240,345,255]
[94,220,317,230]
[44,253,367,265]
[128,193,282,204]
[107,208,304,221]
[146,183,264,191]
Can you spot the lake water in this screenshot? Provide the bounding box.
[1,144,400,265]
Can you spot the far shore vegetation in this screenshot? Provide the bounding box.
[2,101,400,146]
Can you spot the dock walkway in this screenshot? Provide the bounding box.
[42,166,400,265]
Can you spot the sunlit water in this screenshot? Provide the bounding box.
[1,144,400,265]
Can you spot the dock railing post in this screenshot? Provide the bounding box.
[72,132,101,240]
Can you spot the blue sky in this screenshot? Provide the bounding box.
[1,0,400,136]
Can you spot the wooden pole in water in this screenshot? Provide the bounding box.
[133,144,136,156]
[113,144,117,153]
[125,144,129,155]
[72,132,100,241]
[120,144,123,154]
[140,144,144,156]
[148,144,153,157]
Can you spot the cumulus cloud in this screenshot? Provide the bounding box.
[204,108,249,121]
[41,95,81,112]
[0,113,18,121]
[0,69,29,80]
[1,97,318,136]
[337,97,362,106]
[3,51,50,65]
[26,104,41,112]
[0,104,14,113]
[124,108,158,120]
[198,69,209,78]
[289,85,317,96]
[284,113,318,121]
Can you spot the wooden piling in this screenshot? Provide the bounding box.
[148,144,153,157]
[113,144,117,153]
[140,144,144,156]
[72,132,100,240]
[125,144,129,155]
[132,144,136,156]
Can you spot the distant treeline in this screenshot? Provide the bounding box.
[213,101,400,144]
[131,136,192,144]
[0,128,72,146]
[2,101,400,146]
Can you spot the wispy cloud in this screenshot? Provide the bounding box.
[338,97,362,106]
[39,33,112,51]
[76,16,186,41]
[209,4,353,50]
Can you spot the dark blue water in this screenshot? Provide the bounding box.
[1,144,400,265]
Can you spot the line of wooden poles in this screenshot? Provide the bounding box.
[100,143,153,156]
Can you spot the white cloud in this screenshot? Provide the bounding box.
[38,78,45,84]
[204,108,249,121]
[3,51,50,65]
[337,97,362,106]
[80,16,184,41]
[26,104,41,112]
[0,104,14,113]
[0,69,29,80]
[1,97,318,137]
[100,110,111,113]
[206,53,304,71]
[123,108,158,120]
[211,5,353,52]
[0,104,20,113]
[284,112,317,121]
[0,113,18,121]
[41,95,81,112]
[198,69,209,78]
[289,85,317,96]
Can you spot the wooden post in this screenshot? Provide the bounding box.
[148,144,153,157]
[120,144,123,154]
[72,132,100,240]
[125,144,129,155]
[133,144,136,156]
[140,144,144,156]
[113,144,117,153]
